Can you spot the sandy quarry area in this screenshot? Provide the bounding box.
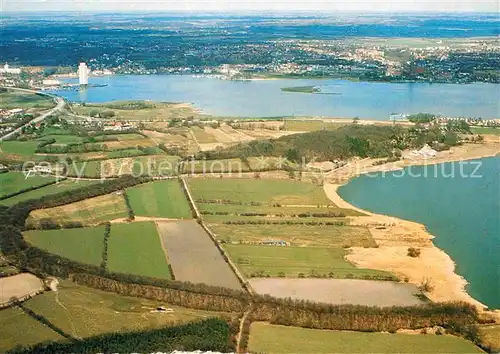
[250,278,423,307]
[322,139,500,312]
[0,273,44,306]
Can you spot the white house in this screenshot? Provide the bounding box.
[0,63,21,75]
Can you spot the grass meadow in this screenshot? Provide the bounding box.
[0,140,40,156]
[0,180,100,207]
[68,155,179,178]
[28,193,128,226]
[209,223,374,247]
[0,172,57,198]
[107,221,172,279]
[189,178,334,205]
[248,322,483,353]
[127,180,192,219]
[0,280,225,352]
[224,244,394,279]
[23,226,105,266]
[0,91,55,110]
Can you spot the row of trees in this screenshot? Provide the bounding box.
[100,223,111,271]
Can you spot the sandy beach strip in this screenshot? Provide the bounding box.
[323,139,500,314]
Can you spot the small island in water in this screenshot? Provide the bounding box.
[281,85,342,95]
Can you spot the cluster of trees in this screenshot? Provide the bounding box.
[198,125,407,162]
[8,318,234,354]
[196,123,473,164]
[408,113,436,123]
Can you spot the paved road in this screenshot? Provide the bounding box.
[0,87,66,141]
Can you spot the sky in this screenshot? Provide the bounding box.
[1,0,499,13]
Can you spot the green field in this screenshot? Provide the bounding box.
[246,156,296,171]
[0,172,57,198]
[0,179,100,207]
[224,244,394,279]
[0,90,55,110]
[24,226,105,266]
[183,158,250,174]
[28,193,128,227]
[107,222,172,279]
[68,155,179,178]
[210,223,374,247]
[127,180,192,219]
[0,140,40,156]
[0,280,226,352]
[0,306,65,353]
[189,178,333,205]
[471,126,500,135]
[248,322,483,353]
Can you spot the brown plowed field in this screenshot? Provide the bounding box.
[156,220,242,290]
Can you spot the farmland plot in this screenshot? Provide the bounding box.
[156,220,241,290]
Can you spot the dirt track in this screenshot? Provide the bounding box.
[250,278,424,307]
[156,220,242,290]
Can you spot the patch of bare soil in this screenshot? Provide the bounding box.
[156,220,242,290]
[249,278,423,307]
[0,273,44,306]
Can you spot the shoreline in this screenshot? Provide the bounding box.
[323,140,500,314]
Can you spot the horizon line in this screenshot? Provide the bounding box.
[1,9,499,14]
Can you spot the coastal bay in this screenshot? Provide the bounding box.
[49,75,500,119]
[328,142,500,310]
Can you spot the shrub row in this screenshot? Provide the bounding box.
[222,220,346,226]
[0,179,63,201]
[195,199,262,206]
[122,191,135,221]
[100,222,111,271]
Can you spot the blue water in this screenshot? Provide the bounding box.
[338,157,500,309]
[50,75,500,119]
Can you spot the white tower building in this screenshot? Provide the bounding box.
[78,62,89,86]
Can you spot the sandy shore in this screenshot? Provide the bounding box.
[323,139,500,313]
